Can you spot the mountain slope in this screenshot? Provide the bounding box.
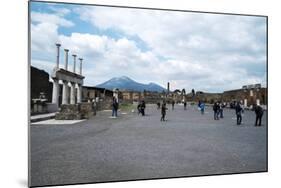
[96,76,166,92]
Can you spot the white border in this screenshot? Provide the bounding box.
[1,0,280,188]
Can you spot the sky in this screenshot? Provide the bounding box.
[30,1,267,93]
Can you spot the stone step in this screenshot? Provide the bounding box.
[30,113,56,123]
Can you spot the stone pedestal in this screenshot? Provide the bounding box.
[55,103,95,120]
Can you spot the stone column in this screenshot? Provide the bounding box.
[62,80,69,105]
[64,49,69,70]
[72,54,77,73]
[70,82,76,104]
[77,84,82,103]
[52,78,59,105]
[55,43,61,69]
[256,99,260,105]
[79,58,83,75]
[244,99,247,107]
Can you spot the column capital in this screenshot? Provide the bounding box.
[55,43,61,47]
[64,49,69,52]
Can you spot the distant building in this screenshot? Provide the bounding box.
[222,86,266,107]
[82,86,113,110]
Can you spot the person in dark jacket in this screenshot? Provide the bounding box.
[219,102,224,118]
[213,102,219,120]
[172,100,175,110]
[157,102,161,110]
[140,100,146,116]
[160,102,168,121]
[183,101,187,110]
[254,104,264,126]
[112,96,118,117]
[235,102,243,125]
[137,101,142,115]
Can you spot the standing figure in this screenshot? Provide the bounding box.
[213,102,219,120]
[219,102,224,118]
[183,101,187,110]
[198,100,202,109]
[254,104,264,126]
[160,102,168,121]
[137,101,142,115]
[140,100,146,116]
[157,102,160,110]
[200,102,205,115]
[235,102,243,125]
[172,100,175,110]
[112,96,118,117]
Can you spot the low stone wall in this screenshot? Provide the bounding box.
[55,103,95,120]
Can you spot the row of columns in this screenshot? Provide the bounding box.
[52,43,84,106]
[52,79,83,105]
[55,43,83,75]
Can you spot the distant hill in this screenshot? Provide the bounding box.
[96,76,166,92]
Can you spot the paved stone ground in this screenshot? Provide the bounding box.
[30,104,267,187]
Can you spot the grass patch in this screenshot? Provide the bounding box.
[119,103,136,112]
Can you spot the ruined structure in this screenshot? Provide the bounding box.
[50,43,95,120]
[222,84,266,107]
[82,86,114,110]
[51,44,85,107]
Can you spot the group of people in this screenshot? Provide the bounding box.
[112,97,264,126]
[213,101,264,126]
[212,102,225,120]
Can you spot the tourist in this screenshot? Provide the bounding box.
[140,100,146,116]
[213,102,219,120]
[157,102,161,110]
[137,101,142,115]
[254,104,264,126]
[219,102,224,118]
[198,100,202,109]
[200,102,205,115]
[235,102,243,125]
[112,96,118,117]
[183,101,187,110]
[172,100,175,110]
[160,102,168,121]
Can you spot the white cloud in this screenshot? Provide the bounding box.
[31,5,267,92]
[31,12,74,27]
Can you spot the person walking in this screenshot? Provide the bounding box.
[254,104,264,126]
[235,102,243,125]
[137,101,141,115]
[183,101,187,110]
[160,102,168,121]
[200,102,205,115]
[157,102,160,110]
[172,100,175,110]
[140,100,146,116]
[112,96,118,117]
[213,102,219,120]
[219,102,224,118]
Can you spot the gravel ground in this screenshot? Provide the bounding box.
[30,104,267,187]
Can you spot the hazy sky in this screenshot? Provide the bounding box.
[30,2,267,92]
